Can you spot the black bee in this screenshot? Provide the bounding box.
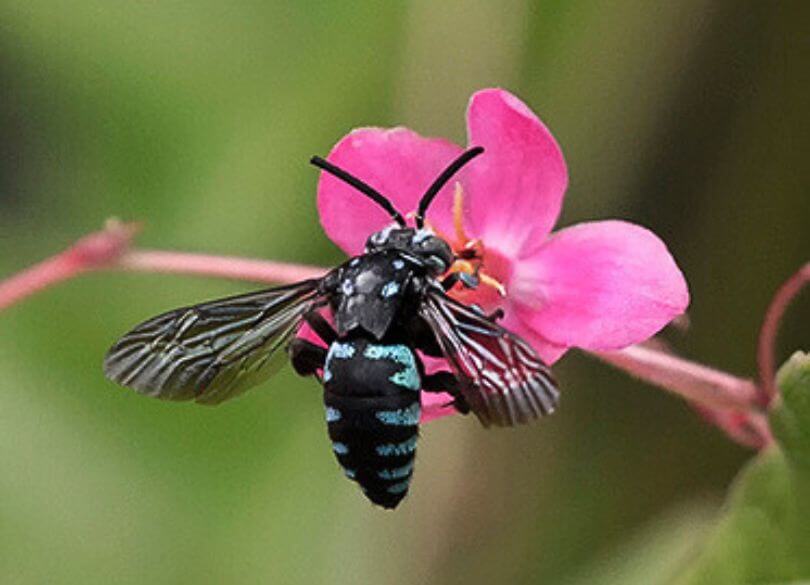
[103,146,559,509]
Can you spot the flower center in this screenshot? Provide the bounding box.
[423,182,511,312]
[450,245,512,312]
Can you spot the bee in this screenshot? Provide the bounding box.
[103,147,559,509]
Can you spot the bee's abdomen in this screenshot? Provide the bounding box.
[325,394,420,508]
[323,339,422,509]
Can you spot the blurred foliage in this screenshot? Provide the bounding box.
[675,353,810,584]
[0,1,806,584]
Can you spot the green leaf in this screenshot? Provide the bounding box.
[771,352,810,474]
[673,352,810,585]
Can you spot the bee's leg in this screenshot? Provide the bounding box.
[406,318,443,358]
[441,273,460,291]
[440,276,500,321]
[441,271,479,292]
[421,371,470,414]
[289,339,327,378]
[303,310,337,345]
[467,304,505,322]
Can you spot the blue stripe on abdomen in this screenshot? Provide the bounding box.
[375,402,420,426]
[331,442,349,455]
[376,436,418,457]
[362,344,421,391]
[378,461,414,480]
[389,367,419,390]
[386,480,410,495]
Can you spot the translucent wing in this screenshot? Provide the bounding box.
[104,280,323,405]
[419,287,559,427]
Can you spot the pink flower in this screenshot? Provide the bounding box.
[317,88,689,420]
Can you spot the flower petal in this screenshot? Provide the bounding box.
[460,88,568,255]
[317,127,463,256]
[418,355,457,423]
[420,392,457,423]
[514,220,689,350]
[501,310,570,365]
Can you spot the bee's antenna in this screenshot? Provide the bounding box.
[415,146,484,228]
[310,156,407,227]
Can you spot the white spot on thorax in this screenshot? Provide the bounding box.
[380,281,400,298]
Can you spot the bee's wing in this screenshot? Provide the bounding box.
[103,279,323,405]
[419,288,559,427]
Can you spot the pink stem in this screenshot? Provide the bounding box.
[0,221,140,310]
[592,344,762,413]
[592,345,772,448]
[0,221,328,312]
[756,263,810,404]
[696,406,773,449]
[0,254,85,311]
[117,250,327,284]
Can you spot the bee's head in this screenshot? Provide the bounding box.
[365,225,454,274]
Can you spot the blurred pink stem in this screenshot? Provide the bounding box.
[0,221,326,311]
[0,253,86,311]
[757,262,810,403]
[593,345,762,413]
[0,221,139,310]
[118,250,327,284]
[592,345,772,448]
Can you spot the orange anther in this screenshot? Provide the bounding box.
[448,259,507,297]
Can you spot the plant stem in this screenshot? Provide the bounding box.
[0,221,326,311]
[756,263,810,404]
[117,250,327,284]
[592,344,762,413]
[0,220,139,310]
[592,344,772,448]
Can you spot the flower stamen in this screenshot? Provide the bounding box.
[453,182,470,244]
[478,271,507,297]
[429,182,507,297]
[407,182,506,297]
[447,259,507,297]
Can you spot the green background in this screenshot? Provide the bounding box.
[0,2,806,583]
